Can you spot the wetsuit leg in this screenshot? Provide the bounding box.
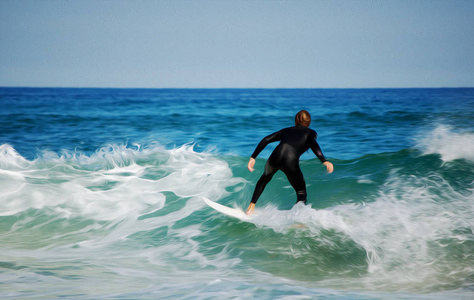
[250,160,278,204]
[281,161,307,204]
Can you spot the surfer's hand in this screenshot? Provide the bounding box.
[246,203,255,215]
[248,157,255,172]
[323,161,334,173]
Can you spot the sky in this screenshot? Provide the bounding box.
[0,0,473,88]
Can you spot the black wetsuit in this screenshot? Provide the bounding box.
[250,125,327,204]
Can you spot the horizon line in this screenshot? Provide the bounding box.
[1,86,473,90]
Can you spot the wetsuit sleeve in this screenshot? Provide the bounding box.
[309,131,327,163]
[250,130,282,159]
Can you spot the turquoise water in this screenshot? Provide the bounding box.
[0,88,473,299]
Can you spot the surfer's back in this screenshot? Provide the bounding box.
[278,125,317,156]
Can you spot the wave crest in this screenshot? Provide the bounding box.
[416,125,474,162]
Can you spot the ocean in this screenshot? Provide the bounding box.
[0,88,473,299]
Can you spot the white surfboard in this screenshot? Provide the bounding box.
[203,197,252,221]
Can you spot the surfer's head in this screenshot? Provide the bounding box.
[295,110,311,127]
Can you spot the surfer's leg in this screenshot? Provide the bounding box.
[282,162,307,204]
[250,161,278,204]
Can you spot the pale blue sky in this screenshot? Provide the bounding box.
[1,0,473,88]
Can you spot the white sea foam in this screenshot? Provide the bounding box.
[0,144,31,169]
[0,144,245,223]
[416,124,474,162]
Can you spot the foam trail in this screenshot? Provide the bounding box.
[0,143,245,223]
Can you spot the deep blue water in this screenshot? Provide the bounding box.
[0,88,473,299]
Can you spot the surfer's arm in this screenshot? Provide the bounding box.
[250,130,282,159]
[309,131,334,173]
[309,139,326,163]
[313,145,333,173]
[246,203,255,215]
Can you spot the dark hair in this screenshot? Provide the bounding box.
[295,110,311,127]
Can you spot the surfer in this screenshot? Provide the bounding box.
[246,110,333,215]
